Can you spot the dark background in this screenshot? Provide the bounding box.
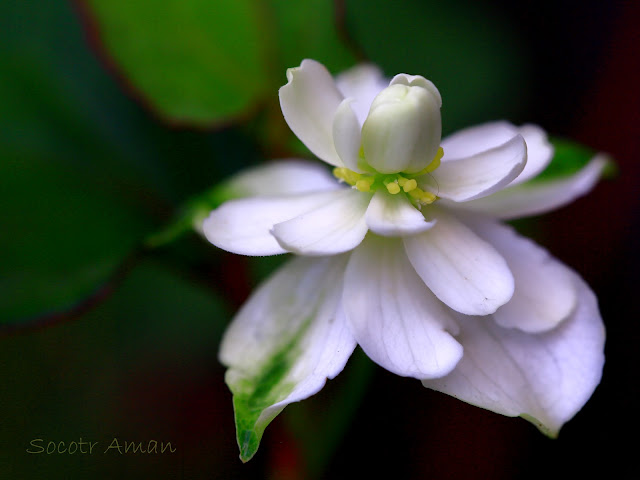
[1,0,638,478]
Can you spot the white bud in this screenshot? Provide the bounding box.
[361,78,441,174]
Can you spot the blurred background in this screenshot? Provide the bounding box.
[1,0,638,478]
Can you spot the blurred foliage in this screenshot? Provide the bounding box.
[538,137,617,182]
[83,0,272,125]
[83,0,355,126]
[1,0,152,323]
[344,0,530,133]
[0,258,233,478]
[0,0,259,325]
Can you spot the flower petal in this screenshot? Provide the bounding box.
[335,63,387,125]
[509,124,554,185]
[220,255,355,461]
[272,189,371,255]
[425,134,527,202]
[403,211,514,315]
[455,155,607,219]
[422,273,605,437]
[343,236,463,379]
[333,99,363,172]
[203,190,348,256]
[440,121,520,161]
[439,121,552,187]
[279,59,344,167]
[223,159,339,196]
[365,189,436,237]
[468,218,577,333]
[390,74,442,107]
[362,82,442,174]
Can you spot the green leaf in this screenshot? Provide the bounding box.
[344,0,530,132]
[0,0,257,325]
[0,155,152,323]
[0,258,230,478]
[533,137,616,183]
[0,0,269,325]
[270,0,356,73]
[145,183,237,249]
[0,1,156,324]
[82,0,356,129]
[145,159,269,248]
[83,0,273,126]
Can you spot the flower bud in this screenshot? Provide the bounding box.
[361,80,441,174]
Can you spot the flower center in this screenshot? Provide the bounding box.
[333,146,444,206]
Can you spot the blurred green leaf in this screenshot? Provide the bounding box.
[0,155,151,323]
[0,258,232,478]
[0,0,259,325]
[145,176,244,249]
[83,0,273,126]
[344,0,530,132]
[82,0,356,128]
[270,0,356,73]
[534,137,616,183]
[0,1,158,324]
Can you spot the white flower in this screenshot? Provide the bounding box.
[203,60,606,461]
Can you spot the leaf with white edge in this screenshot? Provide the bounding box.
[219,255,356,461]
[422,273,605,437]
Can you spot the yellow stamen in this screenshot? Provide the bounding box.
[333,167,361,185]
[332,156,441,204]
[355,177,375,192]
[409,187,437,204]
[402,178,417,192]
[333,167,348,182]
[423,146,444,174]
[386,182,400,194]
[411,146,444,177]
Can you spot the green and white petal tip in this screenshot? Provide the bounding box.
[219,256,355,461]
